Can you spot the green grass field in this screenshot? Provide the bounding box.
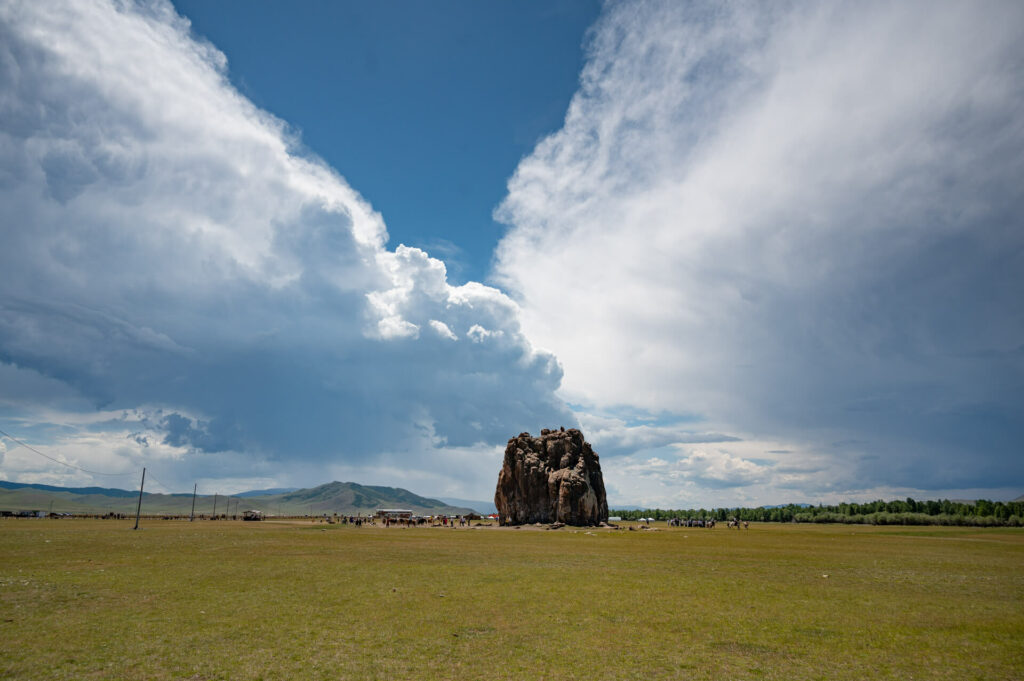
[1,520,1021,680]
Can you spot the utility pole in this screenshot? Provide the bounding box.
[133,467,146,530]
[212,493,218,518]
[190,483,197,522]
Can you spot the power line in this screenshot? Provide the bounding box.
[141,472,177,494]
[1,427,199,495]
[0,426,135,477]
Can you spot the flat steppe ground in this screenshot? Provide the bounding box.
[1,519,1021,680]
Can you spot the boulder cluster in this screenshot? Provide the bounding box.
[494,428,608,526]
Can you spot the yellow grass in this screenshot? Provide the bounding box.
[1,519,1021,680]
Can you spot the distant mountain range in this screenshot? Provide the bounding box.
[0,480,142,498]
[235,487,299,498]
[438,497,497,515]
[4,479,1017,515]
[0,480,474,516]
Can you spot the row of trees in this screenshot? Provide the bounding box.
[610,498,1024,527]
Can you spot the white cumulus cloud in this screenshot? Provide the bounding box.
[0,0,571,495]
[495,1,1024,499]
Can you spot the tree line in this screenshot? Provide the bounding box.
[610,498,1024,527]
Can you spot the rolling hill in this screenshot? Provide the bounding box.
[0,480,474,516]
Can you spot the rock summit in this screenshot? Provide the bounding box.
[494,428,608,526]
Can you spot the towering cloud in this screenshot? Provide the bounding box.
[0,0,570,493]
[3,0,1021,506]
[495,1,1024,503]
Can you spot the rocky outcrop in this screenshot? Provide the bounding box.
[494,428,608,526]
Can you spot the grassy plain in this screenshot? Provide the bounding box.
[1,520,1021,680]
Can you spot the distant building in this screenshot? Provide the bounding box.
[242,509,264,521]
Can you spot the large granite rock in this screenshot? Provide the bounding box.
[494,428,608,526]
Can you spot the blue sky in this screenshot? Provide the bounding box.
[172,0,601,284]
[1,0,1022,507]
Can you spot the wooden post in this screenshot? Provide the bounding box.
[133,467,146,530]
[190,483,197,522]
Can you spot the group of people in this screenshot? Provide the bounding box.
[666,517,716,528]
[383,515,474,527]
[318,514,476,527]
[663,517,751,529]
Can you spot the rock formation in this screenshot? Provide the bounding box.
[494,428,608,526]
